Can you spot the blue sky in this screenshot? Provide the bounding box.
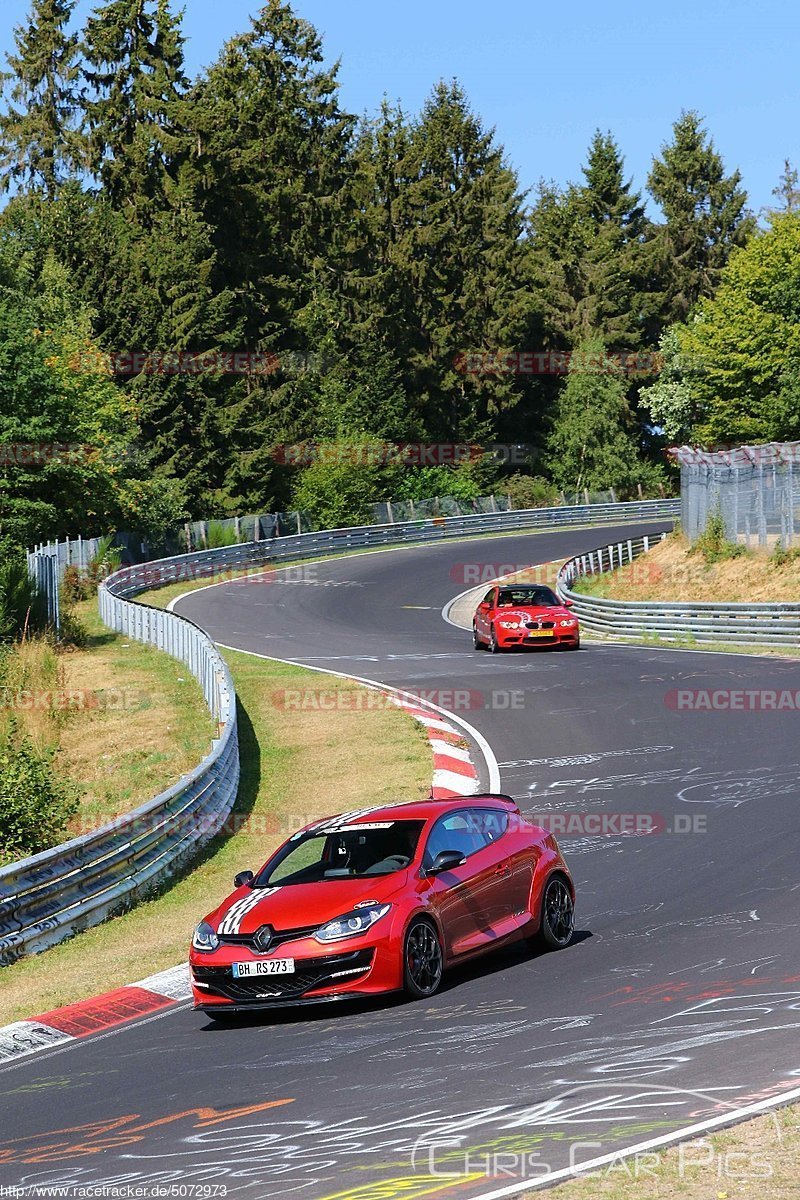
[1,0,798,217]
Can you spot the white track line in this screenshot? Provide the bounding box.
[469,1083,800,1199]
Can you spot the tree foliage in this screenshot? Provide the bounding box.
[648,111,755,324]
[4,1,779,544]
[0,0,80,196]
[656,214,800,444]
[545,338,666,495]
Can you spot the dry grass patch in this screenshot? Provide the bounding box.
[0,637,63,756]
[0,649,431,1024]
[574,533,800,604]
[0,604,213,843]
[55,601,213,832]
[540,1104,800,1199]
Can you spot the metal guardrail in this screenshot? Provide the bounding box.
[558,534,800,645]
[4,498,676,963]
[103,499,680,594]
[0,581,239,965]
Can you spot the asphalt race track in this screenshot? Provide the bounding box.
[4,520,800,1199]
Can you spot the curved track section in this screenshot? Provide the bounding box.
[4,520,800,1199]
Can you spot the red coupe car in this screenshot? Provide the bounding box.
[473,584,580,652]
[190,795,575,1017]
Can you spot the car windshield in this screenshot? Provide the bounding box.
[255,819,426,886]
[496,586,559,607]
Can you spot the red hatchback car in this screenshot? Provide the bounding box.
[190,795,575,1018]
[473,584,580,652]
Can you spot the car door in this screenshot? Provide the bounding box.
[471,808,535,934]
[422,810,495,957]
[475,588,496,638]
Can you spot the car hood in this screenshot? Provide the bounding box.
[208,873,408,935]
[496,605,573,621]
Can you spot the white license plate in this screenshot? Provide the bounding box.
[527,630,554,638]
[232,959,295,978]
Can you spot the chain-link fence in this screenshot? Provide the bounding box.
[673,442,800,548]
[27,494,516,578]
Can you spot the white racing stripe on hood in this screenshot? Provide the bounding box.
[217,887,279,936]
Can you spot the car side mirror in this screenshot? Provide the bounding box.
[427,849,467,875]
[234,870,254,888]
[563,598,574,608]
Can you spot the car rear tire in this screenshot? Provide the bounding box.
[472,623,484,650]
[403,917,444,998]
[534,874,575,950]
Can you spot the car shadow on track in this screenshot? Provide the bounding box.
[196,929,592,1031]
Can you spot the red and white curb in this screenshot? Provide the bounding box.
[391,694,481,798]
[0,964,191,1065]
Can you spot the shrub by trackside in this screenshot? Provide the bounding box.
[0,719,80,866]
[689,510,746,564]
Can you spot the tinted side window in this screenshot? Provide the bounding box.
[423,811,484,868]
[471,808,509,845]
[482,589,495,605]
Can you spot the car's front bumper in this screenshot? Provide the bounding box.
[190,928,404,1011]
[495,627,579,648]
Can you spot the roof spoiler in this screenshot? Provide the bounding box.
[470,792,519,809]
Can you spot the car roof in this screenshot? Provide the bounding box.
[299,794,518,832]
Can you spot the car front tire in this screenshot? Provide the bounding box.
[403,917,444,998]
[488,625,501,653]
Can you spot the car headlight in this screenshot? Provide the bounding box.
[498,620,520,629]
[314,903,391,943]
[192,920,220,952]
[560,619,576,627]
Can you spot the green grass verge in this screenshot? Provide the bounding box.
[58,600,215,829]
[0,648,431,1024]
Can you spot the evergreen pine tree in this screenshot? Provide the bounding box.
[81,0,188,211]
[771,159,800,213]
[346,101,415,352]
[545,338,663,496]
[187,0,353,350]
[183,1,356,508]
[647,110,755,323]
[0,0,80,196]
[529,131,662,349]
[390,80,535,440]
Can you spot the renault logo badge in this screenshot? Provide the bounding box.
[253,925,273,952]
